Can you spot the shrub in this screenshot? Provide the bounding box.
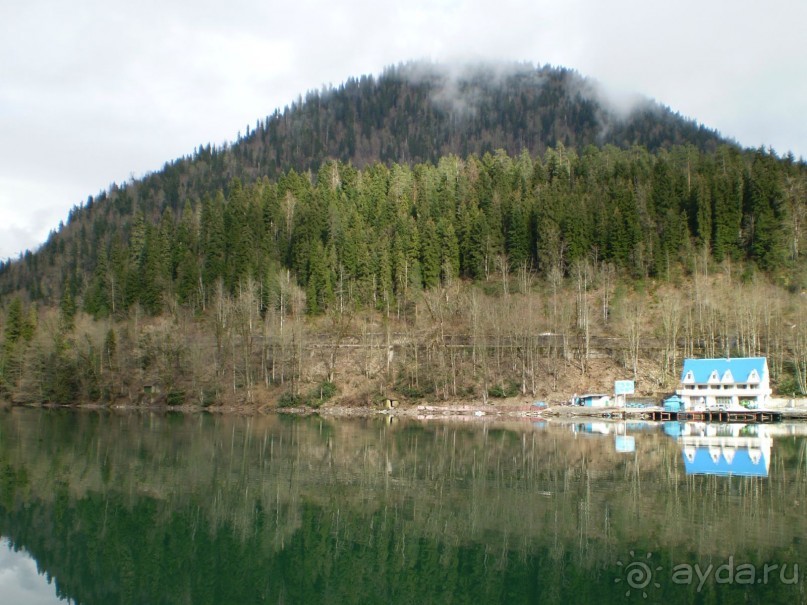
[305,381,338,408]
[201,389,217,407]
[166,390,185,406]
[278,391,304,408]
[317,381,337,400]
[488,382,520,398]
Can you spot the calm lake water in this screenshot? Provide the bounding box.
[0,409,806,605]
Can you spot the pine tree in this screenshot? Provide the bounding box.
[158,207,175,282]
[138,226,163,315]
[260,180,281,262]
[59,287,76,332]
[176,250,200,307]
[711,156,743,262]
[419,218,440,288]
[128,210,147,263]
[745,150,788,272]
[306,240,333,314]
[692,178,713,248]
[84,249,111,318]
[505,199,530,270]
[202,193,226,288]
[437,218,460,282]
[467,210,490,280]
[3,297,25,346]
[373,243,394,311]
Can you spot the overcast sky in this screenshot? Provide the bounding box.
[1,0,805,260]
[0,540,62,605]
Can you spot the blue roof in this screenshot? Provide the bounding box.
[682,447,768,477]
[663,395,685,412]
[680,357,767,383]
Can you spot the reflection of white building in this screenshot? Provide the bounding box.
[571,422,612,435]
[569,422,637,453]
[667,422,772,477]
[676,357,772,411]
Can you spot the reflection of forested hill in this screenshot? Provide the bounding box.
[1,410,806,603]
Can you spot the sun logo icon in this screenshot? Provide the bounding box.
[615,551,663,599]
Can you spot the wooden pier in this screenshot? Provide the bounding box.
[638,409,782,423]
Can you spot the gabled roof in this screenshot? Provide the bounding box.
[680,357,767,384]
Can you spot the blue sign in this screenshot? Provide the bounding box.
[615,436,636,453]
[614,380,635,395]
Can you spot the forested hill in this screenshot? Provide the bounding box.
[2,61,807,406]
[233,61,727,175]
[0,62,731,298]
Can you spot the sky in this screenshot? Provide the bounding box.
[1,0,805,261]
[0,540,64,604]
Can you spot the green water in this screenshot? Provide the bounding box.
[0,409,805,604]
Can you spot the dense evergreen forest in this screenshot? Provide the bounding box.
[0,62,806,406]
[0,61,730,302]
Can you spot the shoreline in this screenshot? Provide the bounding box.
[6,397,807,423]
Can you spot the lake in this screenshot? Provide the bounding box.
[0,408,805,604]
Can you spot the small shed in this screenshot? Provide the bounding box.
[571,393,611,407]
[662,394,685,413]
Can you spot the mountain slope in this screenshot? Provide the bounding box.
[0,61,770,305]
[2,62,807,406]
[233,61,727,177]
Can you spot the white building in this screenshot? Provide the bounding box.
[675,357,772,411]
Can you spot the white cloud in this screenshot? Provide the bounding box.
[0,177,75,260]
[0,540,63,604]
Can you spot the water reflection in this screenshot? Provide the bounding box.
[571,418,782,466]
[665,422,772,477]
[0,409,804,604]
[0,538,67,604]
